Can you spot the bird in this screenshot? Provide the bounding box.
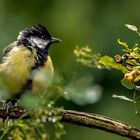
[0,24,61,112]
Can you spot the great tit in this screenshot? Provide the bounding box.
[0,24,61,111]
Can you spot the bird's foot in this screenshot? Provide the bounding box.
[2,99,16,113]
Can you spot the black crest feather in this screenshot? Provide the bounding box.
[17,24,51,41]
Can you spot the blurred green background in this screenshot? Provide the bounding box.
[1,0,140,139]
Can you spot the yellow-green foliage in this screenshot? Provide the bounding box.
[99,55,127,73]
[74,24,140,114]
[74,25,140,86]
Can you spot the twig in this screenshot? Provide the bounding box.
[0,108,140,139]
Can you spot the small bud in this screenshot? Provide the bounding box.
[125,24,138,32]
[41,115,47,123]
[114,55,122,63]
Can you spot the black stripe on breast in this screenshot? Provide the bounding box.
[32,47,48,69]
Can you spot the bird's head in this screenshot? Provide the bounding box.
[17,24,61,51]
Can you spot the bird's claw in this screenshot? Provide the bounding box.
[2,99,15,113]
[3,101,14,113]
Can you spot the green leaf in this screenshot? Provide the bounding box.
[19,93,40,110]
[125,24,138,32]
[112,94,133,102]
[99,55,127,73]
[121,78,135,89]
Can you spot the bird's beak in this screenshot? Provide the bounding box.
[51,37,61,43]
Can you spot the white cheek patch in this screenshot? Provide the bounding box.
[31,37,48,49]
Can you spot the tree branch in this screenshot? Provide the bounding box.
[0,107,30,119]
[0,108,140,139]
[61,110,140,139]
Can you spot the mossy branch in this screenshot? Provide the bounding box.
[0,108,140,139]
